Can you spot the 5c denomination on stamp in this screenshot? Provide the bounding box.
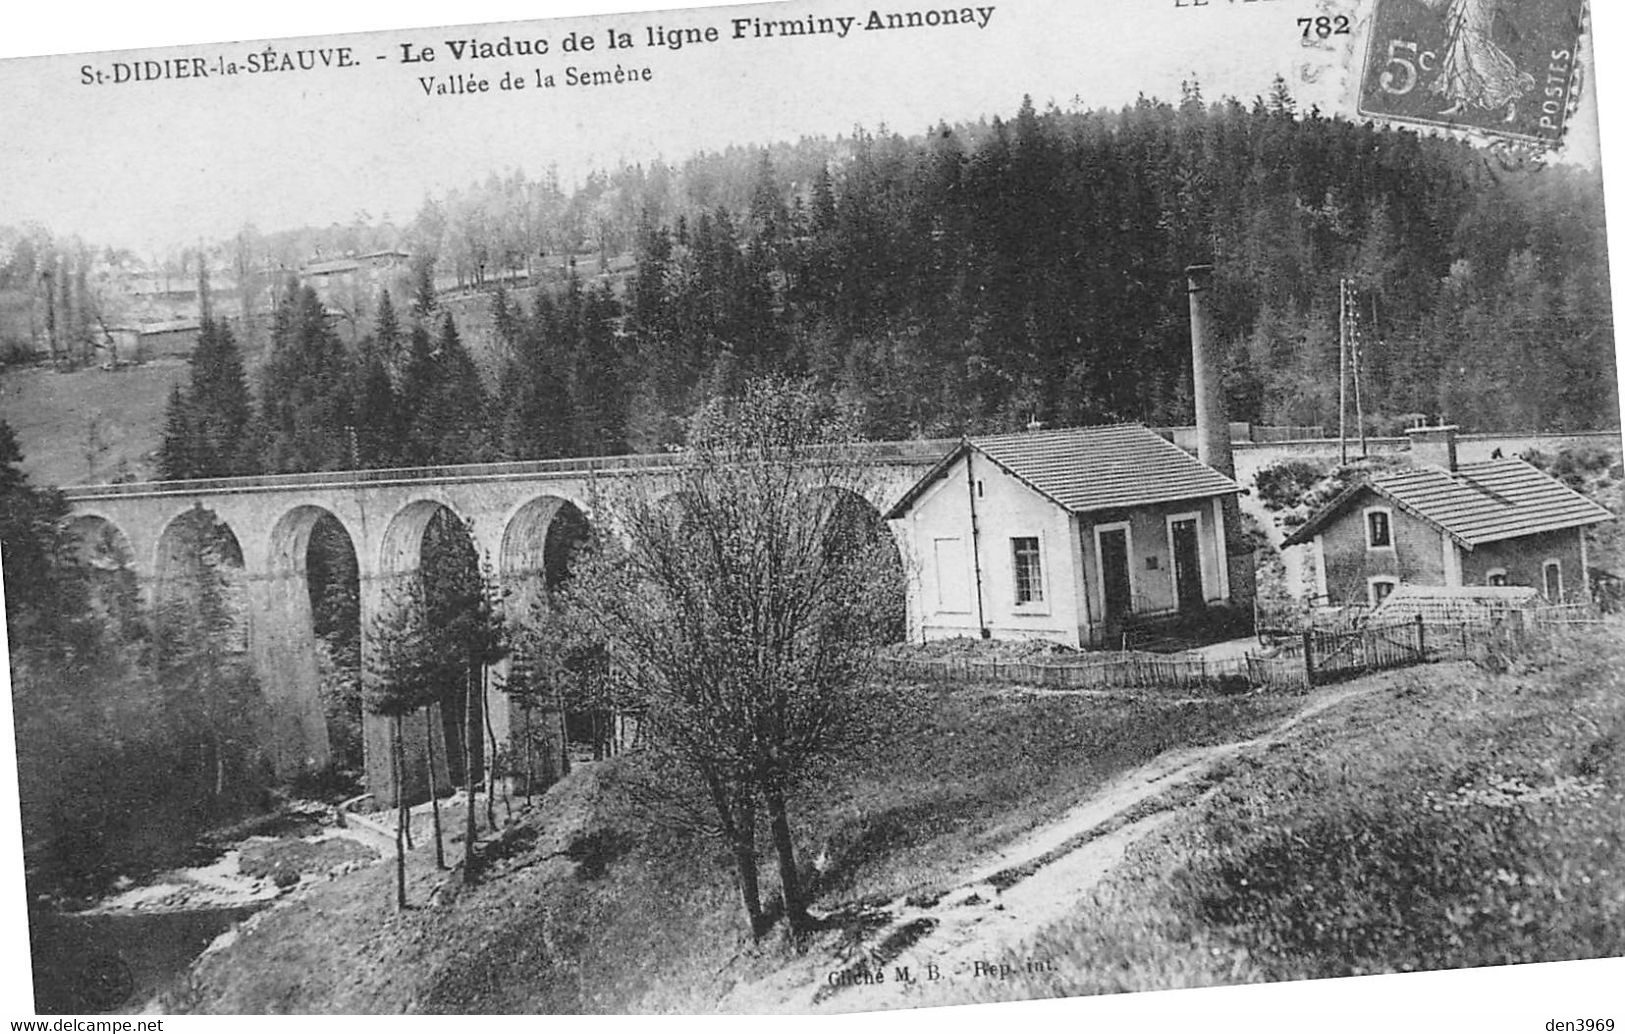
[1358,0,1584,144]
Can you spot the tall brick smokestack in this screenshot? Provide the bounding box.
[1186,263,1233,479]
[1187,263,1256,611]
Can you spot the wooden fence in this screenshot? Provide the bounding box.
[879,606,1606,696]
[876,650,1271,694]
[1530,602,1606,627]
[1269,617,1427,685]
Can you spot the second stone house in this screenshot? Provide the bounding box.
[1282,425,1614,606]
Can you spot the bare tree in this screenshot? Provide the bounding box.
[567,378,903,936]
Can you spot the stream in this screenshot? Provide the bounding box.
[26,808,381,1013]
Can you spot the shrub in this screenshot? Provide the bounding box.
[1253,459,1327,513]
[1522,443,1619,492]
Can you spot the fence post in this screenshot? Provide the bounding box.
[1415,613,1426,661]
[1302,630,1315,688]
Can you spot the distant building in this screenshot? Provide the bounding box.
[297,251,412,338]
[885,424,1247,647]
[117,267,240,324]
[1283,425,1613,605]
[298,249,410,284]
[124,276,197,309]
[104,319,200,361]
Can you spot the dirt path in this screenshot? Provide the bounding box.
[715,681,1376,1013]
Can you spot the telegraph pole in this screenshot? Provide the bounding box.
[1338,277,1349,464]
[1351,281,1367,457]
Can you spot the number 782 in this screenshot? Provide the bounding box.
[1298,15,1351,38]
[1378,38,1438,95]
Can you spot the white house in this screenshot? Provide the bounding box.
[885,424,1246,648]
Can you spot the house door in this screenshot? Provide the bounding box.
[1544,560,1563,601]
[1170,518,1204,612]
[1099,528,1132,622]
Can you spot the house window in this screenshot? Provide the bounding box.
[1368,577,1398,607]
[1486,568,1508,587]
[1012,537,1044,605]
[1543,560,1563,601]
[1365,507,1394,550]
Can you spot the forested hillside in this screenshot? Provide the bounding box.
[10,82,1617,478]
[592,86,1616,446]
[325,85,1623,461]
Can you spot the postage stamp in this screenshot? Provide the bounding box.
[1359,0,1587,143]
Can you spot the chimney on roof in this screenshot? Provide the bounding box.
[1186,263,1233,478]
[1406,421,1459,472]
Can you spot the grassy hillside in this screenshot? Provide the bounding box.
[0,359,190,487]
[962,625,1625,1003]
[0,260,632,490]
[162,680,1292,1013]
[159,626,1625,1014]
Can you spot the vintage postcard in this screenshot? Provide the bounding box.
[2,0,1622,1026]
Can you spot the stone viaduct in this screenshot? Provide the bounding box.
[55,428,1618,804]
[59,443,950,804]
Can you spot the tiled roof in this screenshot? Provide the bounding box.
[1284,459,1613,548]
[302,251,410,277]
[134,319,200,334]
[301,259,360,276]
[885,424,1242,519]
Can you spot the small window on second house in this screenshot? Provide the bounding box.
[1369,577,1398,607]
[1366,508,1393,549]
[1486,568,1508,587]
[1012,536,1043,604]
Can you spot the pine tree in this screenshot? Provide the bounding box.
[367,574,452,883]
[491,283,522,360]
[427,311,491,464]
[152,509,263,804]
[570,283,627,456]
[410,255,438,324]
[412,511,507,882]
[1,420,100,672]
[396,324,439,467]
[259,285,353,472]
[157,315,253,479]
[373,289,404,381]
[497,293,573,460]
[157,383,200,481]
[195,318,254,474]
[351,348,400,469]
[366,583,432,906]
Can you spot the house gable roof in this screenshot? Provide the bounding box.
[1282,459,1613,549]
[883,424,1242,520]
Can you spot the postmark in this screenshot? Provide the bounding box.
[1358,0,1585,144]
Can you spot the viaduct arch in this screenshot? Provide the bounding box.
[59,450,935,805]
[63,432,1609,804]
